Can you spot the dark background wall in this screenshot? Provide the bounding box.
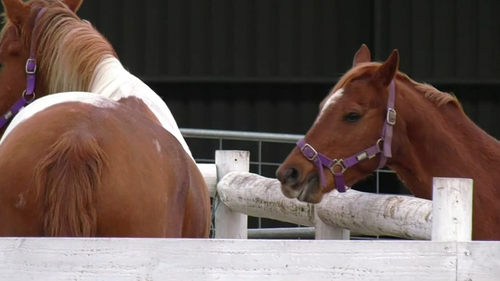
[76,0,500,83]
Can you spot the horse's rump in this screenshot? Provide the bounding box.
[33,128,106,236]
[0,93,210,237]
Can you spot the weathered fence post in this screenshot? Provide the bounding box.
[431,177,473,242]
[214,150,250,239]
[315,190,350,240]
[315,214,350,240]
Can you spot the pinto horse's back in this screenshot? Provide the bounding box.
[0,94,210,237]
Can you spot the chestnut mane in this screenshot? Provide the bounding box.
[333,62,462,111]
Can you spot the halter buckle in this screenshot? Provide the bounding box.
[300,143,318,161]
[386,108,396,125]
[329,159,346,174]
[25,59,36,74]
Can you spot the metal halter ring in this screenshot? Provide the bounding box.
[22,90,36,103]
[376,138,384,150]
[329,159,346,174]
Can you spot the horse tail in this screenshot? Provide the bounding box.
[33,130,106,237]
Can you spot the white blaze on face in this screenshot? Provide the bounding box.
[315,88,344,124]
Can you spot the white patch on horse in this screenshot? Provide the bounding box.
[15,193,26,209]
[315,88,344,123]
[153,139,162,154]
[90,57,193,160]
[0,92,117,146]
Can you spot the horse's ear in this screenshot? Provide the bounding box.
[352,44,371,67]
[373,49,399,87]
[62,0,84,13]
[1,0,29,27]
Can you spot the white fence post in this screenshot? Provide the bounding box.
[315,214,350,240]
[431,177,473,242]
[315,190,350,240]
[214,150,250,239]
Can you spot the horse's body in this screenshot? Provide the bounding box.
[276,44,500,240]
[0,0,210,237]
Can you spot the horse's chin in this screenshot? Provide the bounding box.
[298,190,323,204]
[300,179,325,204]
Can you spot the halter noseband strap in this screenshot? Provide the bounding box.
[0,7,47,130]
[297,80,397,193]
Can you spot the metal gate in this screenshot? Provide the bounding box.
[181,128,407,240]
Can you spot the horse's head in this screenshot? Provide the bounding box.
[276,44,404,203]
[0,0,84,133]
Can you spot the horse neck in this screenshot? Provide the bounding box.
[89,56,131,95]
[88,56,194,159]
[37,15,116,94]
[90,57,164,121]
[388,86,500,199]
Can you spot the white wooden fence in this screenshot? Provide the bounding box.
[202,150,471,241]
[1,150,498,280]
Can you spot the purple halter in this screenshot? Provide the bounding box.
[297,80,396,193]
[0,8,47,130]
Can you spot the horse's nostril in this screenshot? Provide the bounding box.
[284,167,300,186]
[276,166,301,186]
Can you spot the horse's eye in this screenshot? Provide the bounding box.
[344,112,361,123]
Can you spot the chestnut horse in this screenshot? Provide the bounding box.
[276,44,500,241]
[0,0,211,237]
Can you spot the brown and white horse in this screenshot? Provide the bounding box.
[0,0,211,237]
[276,44,500,240]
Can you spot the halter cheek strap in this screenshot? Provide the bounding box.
[297,80,397,193]
[0,7,47,130]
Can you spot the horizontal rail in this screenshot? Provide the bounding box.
[0,238,496,280]
[218,171,433,240]
[247,228,404,240]
[248,227,316,239]
[197,163,217,197]
[180,128,303,143]
[247,227,359,240]
[198,164,430,239]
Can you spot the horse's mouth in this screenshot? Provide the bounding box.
[297,173,322,203]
